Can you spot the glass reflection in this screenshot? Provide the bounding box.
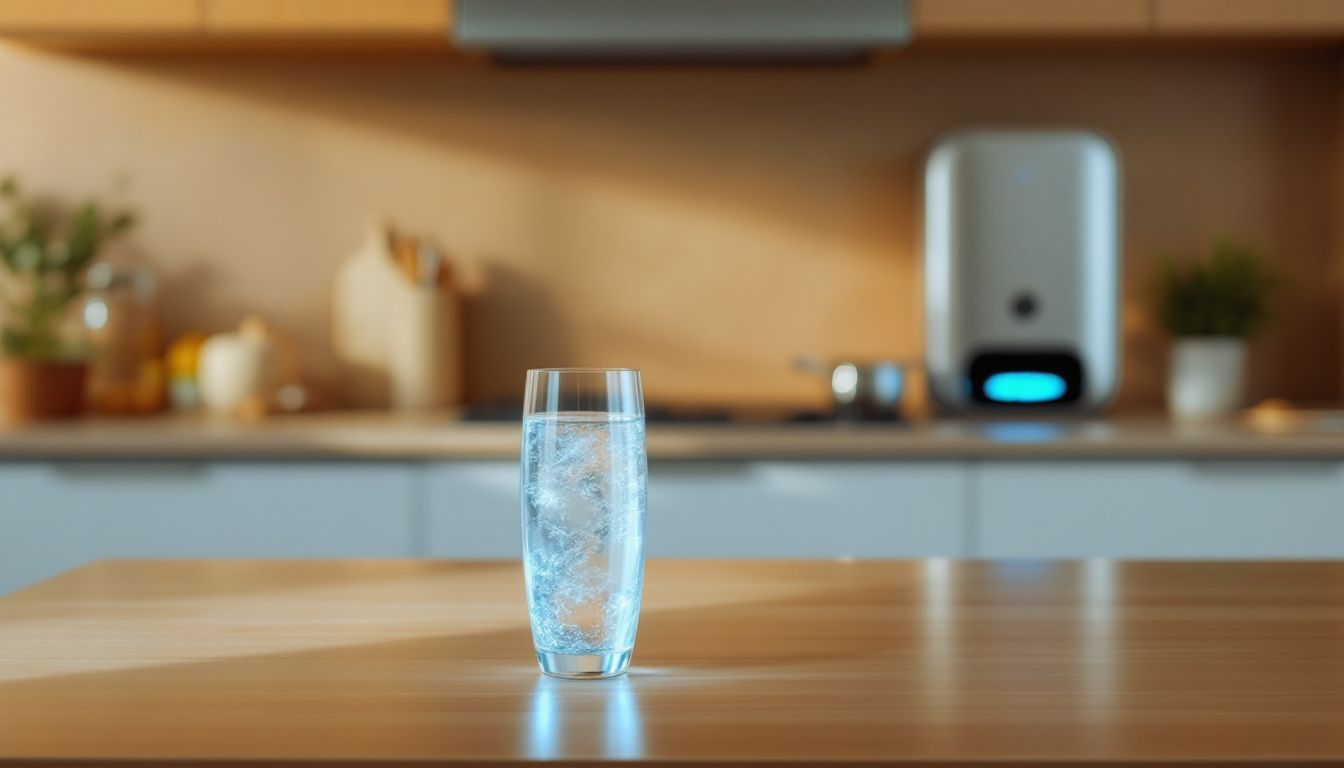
[604,676,642,758]
[526,676,560,760]
[1081,559,1117,715]
[983,421,1066,443]
[526,674,644,760]
[920,559,956,715]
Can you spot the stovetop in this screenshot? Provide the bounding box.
[458,402,902,424]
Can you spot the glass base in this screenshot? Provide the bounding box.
[536,649,632,679]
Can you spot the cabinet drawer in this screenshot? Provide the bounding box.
[975,461,1344,558]
[426,461,968,559]
[1155,0,1344,35]
[0,462,416,595]
[204,0,449,36]
[0,0,201,34]
[914,0,1151,36]
[649,462,966,558]
[426,461,521,558]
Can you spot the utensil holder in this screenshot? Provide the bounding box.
[389,285,460,411]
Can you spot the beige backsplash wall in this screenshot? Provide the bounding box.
[0,44,1337,409]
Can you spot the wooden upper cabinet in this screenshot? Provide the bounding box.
[5,0,1344,46]
[0,0,201,34]
[204,0,450,37]
[913,0,1153,37]
[1155,0,1344,34]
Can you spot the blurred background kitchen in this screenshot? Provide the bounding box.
[2,0,1344,595]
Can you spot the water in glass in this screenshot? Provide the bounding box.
[522,411,646,678]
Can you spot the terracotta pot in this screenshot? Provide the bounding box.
[0,359,89,425]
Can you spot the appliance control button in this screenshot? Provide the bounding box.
[1011,292,1038,320]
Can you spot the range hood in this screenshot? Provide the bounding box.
[454,0,910,62]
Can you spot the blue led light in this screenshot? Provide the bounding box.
[984,371,1067,403]
[984,421,1065,443]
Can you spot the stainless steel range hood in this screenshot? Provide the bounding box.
[454,0,910,62]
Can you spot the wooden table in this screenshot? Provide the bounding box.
[1,560,1342,766]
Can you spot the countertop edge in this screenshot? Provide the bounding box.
[3,416,1344,461]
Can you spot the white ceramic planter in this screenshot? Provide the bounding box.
[1168,337,1247,421]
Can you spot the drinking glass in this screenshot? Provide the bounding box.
[521,368,647,679]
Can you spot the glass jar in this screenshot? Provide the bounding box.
[82,263,165,414]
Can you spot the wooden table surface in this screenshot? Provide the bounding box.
[1,559,1342,766]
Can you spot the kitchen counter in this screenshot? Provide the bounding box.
[3,559,1342,766]
[1,410,1344,460]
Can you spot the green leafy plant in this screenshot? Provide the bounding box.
[0,176,135,360]
[1156,239,1276,338]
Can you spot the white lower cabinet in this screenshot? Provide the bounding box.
[974,461,1344,558]
[647,462,966,557]
[425,461,522,557]
[6,456,1343,596]
[0,462,417,596]
[425,460,968,558]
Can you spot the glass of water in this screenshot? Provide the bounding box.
[522,368,647,679]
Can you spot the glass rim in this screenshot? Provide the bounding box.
[526,367,640,374]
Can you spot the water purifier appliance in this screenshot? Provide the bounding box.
[924,129,1121,412]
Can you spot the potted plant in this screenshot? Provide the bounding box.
[1156,239,1276,421]
[0,176,135,424]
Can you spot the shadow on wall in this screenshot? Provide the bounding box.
[461,259,778,402]
[461,260,572,402]
[8,46,1340,407]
